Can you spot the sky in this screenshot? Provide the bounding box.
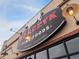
[0,0,51,51]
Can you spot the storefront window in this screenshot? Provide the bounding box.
[31,55,34,59]
[61,58,68,59]
[70,54,79,59]
[20,36,79,59]
[27,56,30,59]
[21,57,27,59]
[27,55,34,59]
[66,37,79,53]
[49,44,66,59]
[36,50,47,59]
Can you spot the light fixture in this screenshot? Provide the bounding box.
[20,32,22,35]
[40,12,44,19]
[66,6,79,25]
[10,28,22,35]
[41,12,44,16]
[24,35,32,42]
[25,26,28,29]
[66,7,74,16]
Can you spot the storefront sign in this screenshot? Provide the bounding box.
[17,8,66,51]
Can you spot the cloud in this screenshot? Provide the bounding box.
[0,0,5,5]
[13,4,40,13]
[0,0,40,51]
[0,17,11,31]
[22,5,40,13]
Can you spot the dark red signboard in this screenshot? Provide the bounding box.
[17,8,66,51]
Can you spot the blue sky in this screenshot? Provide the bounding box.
[0,0,51,51]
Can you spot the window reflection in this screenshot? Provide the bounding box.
[61,58,68,59]
[49,44,66,59]
[66,37,79,53]
[71,54,79,59]
[36,50,47,59]
[27,55,34,59]
[22,57,27,59]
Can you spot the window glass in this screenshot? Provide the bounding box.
[27,55,34,59]
[49,44,66,59]
[22,57,27,59]
[27,56,30,59]
[66,37,79,53]
[36,50,47,59]
[61,58,68,59]
[70,54,79,59]
[31,55,34,59]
